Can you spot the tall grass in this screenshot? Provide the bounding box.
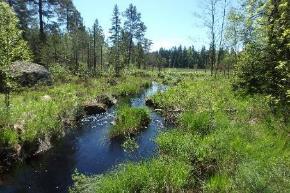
[71,72,290,193]
[109,106,150,138]
[0,73,152,149]
[70,157,191,193]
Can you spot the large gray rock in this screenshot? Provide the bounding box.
[10,61,52,87]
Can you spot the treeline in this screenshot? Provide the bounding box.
[152,46,236,72]
[4,0,150,76]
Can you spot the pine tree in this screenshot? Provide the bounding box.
[109,4,122,76]
[124,4,147,67]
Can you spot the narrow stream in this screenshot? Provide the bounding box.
[0,82,167,193]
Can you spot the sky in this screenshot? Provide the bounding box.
[72,0,217,51]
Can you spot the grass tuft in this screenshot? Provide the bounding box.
[110,106,150,138]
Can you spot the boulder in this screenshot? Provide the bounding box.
[10,61,52,87]
[83,101,107,115]
[96,94,117,108]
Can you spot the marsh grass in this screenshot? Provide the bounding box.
[71,157,191,193]
[109,106,150,138]
[0,73,152,150]
[71,71,290,193]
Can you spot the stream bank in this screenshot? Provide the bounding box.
[0,82,167,193]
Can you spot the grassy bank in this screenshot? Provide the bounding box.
[70,72,290,193]
[109,106,150,138]
[0,69,153,166]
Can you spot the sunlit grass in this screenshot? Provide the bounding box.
[71,71,290,192]
[0,73,152,148]
[109,106,150,138]
[70,157,191,193]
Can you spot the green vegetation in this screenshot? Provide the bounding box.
[232,0,290,121]
[110,106,150,138]
[71,73,290,192]
[0,1,31,108]
[0,0,289,192]
[121,137,139,152]
[71,157,191,193]
[0,66,152,150]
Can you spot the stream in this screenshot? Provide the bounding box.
[0,82,167,193]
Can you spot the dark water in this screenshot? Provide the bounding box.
[0,82,167,193]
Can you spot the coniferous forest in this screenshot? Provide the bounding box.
[0,0,289,193]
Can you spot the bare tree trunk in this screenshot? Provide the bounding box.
[87,42,90,71]
[93,26,96,74]
[216,0,227,77]
[210,0,216,76]
[100,44,103,72]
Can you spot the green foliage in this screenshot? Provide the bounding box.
[70,158,191,193]
[70,71,289,192]
[233,0,290,121]
[180,111,215,136]
[0,1,31,69]
[0,73,151,148]
[49,64,75,83]
[149,74,290,192]
[156,129,198,160]
[110,106,150,138]
[0,128,18,146]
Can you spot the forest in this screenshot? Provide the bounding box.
[0,0,289,193]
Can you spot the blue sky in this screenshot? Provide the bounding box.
[73,0,225,51]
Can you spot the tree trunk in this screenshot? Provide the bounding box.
[38,0,45,42]
[128,36,133,66]
[87,42,90,71]
[93,26,96,74]
[210,1,216,76]
[100,44,103,71]
[216,0,227,77]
